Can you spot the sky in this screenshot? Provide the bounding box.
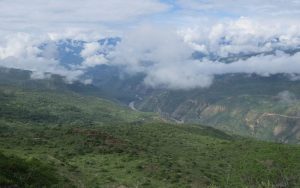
[1,0,300,89]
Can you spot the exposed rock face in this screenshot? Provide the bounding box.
[201,105,226,117]
[108,74,300,144]
[137,94,300,143]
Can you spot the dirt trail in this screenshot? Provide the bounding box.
[256,112,300,124]
[260,113,300,119]
[129,101,137,111]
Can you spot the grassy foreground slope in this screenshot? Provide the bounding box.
[0,151,66,187]
[0,85,300,187]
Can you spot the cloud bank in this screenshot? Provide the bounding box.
[108,21,300,89]
[1,1,300,89]
[0,0,170,33]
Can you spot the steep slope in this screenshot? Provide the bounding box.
[2,67,300,143]
[1,119,300,187]
[0,85,156,126]
[0,152,68,187]
[134,74,300,143]
[0,76,299,187]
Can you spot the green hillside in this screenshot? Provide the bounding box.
[2,68,300,143]
[135,74,300,143]
[0,81,300,187]
[0,152,65,187]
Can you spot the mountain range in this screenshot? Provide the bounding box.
[2,38,300,144]
[36,39,300,143]
[1,38,300,187]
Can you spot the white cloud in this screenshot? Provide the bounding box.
[177,0,300,18]
[1,1,300,89]
[212,52,300,76]
[0,33,109,82]
[81,55,108,68]
[81,42,101,58]
[40,42,59,60]
[179,17,300,56]
[110,25,212,89]
[0,33,83,82]
[143,65,213,89]
[108,23,300,89]
[0,56,84,82]
[79,42,110,68]
[1,20,300,89]
[0,0,170,33]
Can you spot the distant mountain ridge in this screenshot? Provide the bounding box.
[1,66,300,143]
[39,37,300,67]
[2,36,300,143]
